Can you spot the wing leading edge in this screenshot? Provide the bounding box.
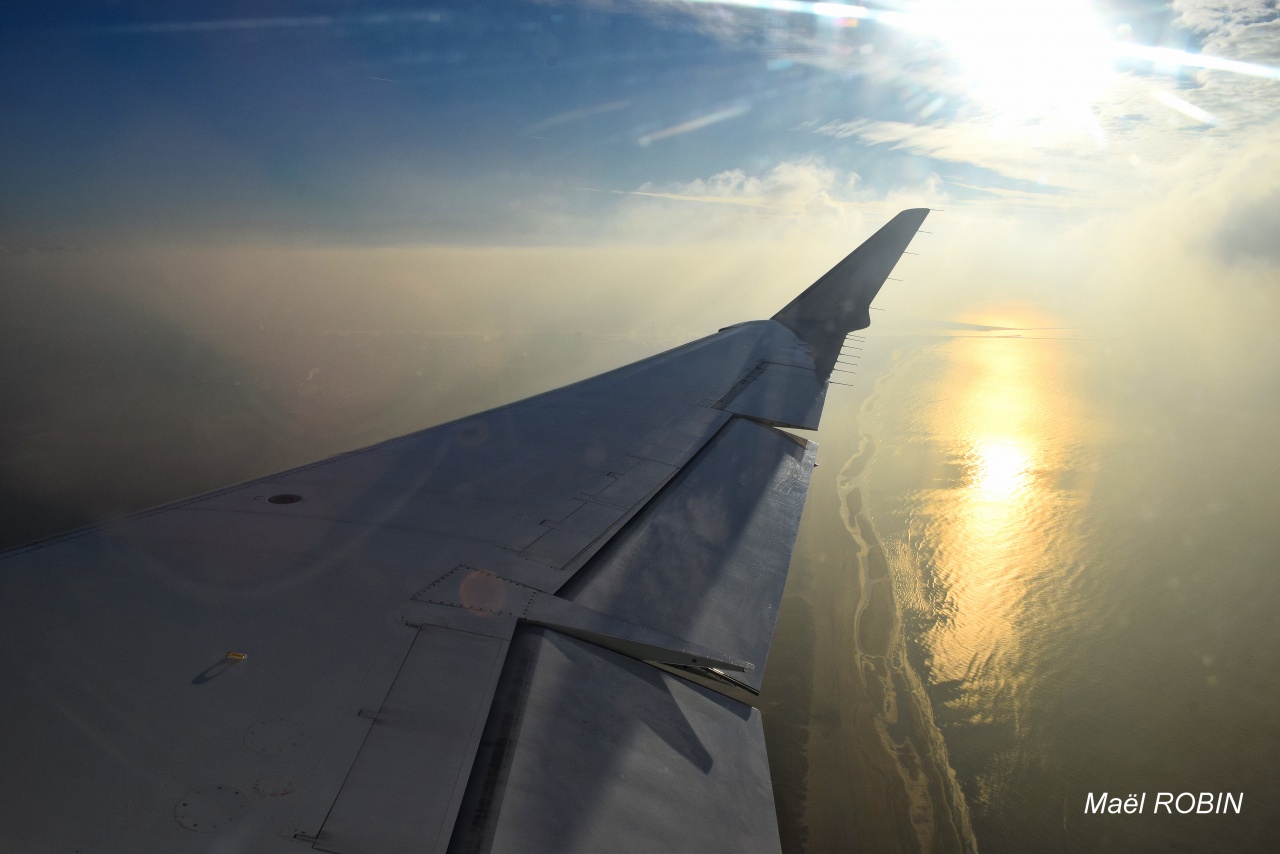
[0,210,927,853]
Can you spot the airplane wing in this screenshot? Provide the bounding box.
[0,209,928,853]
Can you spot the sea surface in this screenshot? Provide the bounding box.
[763,330,1280,852]
[5,256,1278,851]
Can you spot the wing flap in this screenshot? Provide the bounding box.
[723,361,827,430]
[448,628,782,854]
[559,415,815,693]
[313,622,515,854]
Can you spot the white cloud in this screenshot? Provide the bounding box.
[1173,0,1280,39]
[642,0,1280,218]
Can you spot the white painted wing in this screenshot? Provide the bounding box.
[0,210,927,853]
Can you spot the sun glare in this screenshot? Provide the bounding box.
[904,0,1117,120]
[971,438,1031,502]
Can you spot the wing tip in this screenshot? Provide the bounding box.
[771,208,931,375]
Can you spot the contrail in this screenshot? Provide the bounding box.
[637,104,750,145]
[95,11,447,35]
[524,100,632,135]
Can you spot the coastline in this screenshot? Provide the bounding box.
[764,344,977,853]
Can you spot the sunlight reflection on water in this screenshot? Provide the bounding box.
[874,334,1100,809]
[863,326,1280,852]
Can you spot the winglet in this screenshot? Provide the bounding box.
[772,208,929,378]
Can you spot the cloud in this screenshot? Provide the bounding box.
[638,160,857,208]
[1174,1,1280,40]
[640,0,1280,217]
[1204,141,1280,265]
[569,159,946,255]
[6,135,1279,555]
[1216,192,1280,264]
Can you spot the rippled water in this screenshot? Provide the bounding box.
[857,333,1280,852]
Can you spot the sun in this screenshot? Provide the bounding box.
[904,0,1118,120]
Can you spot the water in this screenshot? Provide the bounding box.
[782,330,1280,852]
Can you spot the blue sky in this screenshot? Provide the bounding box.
[3,1,827,242]
[2,0,1279,355]
[7,0,1255,247]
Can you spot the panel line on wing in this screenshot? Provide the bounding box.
[408,566,752,673]
[709,360,766,410]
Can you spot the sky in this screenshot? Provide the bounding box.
[0,0,1271,248]
[3,0,1277,375]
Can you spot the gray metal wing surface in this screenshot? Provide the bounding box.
[0,210,928,853]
